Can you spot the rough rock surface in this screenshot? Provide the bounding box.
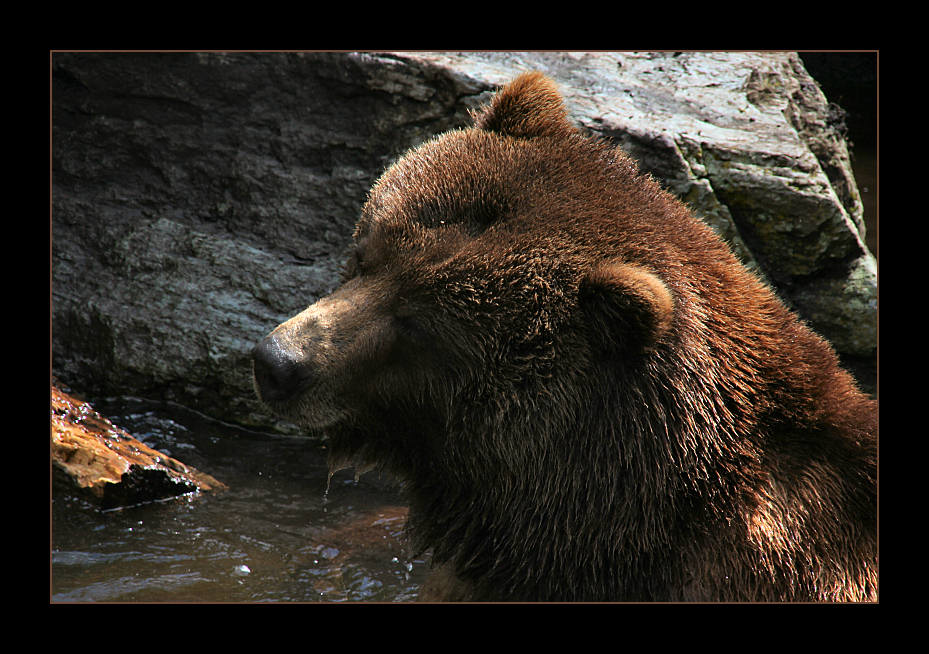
[52,384,226,508]
[51,52,876,431]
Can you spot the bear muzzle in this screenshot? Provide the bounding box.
[252,288,389,418]
[252,302,337,405]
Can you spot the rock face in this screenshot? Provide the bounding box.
[52,384,226,509]
[51,52,876,431]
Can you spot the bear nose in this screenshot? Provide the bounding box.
[252,333,313,403]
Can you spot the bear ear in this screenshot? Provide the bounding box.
[473,71,573,139]
[579,262,674,356]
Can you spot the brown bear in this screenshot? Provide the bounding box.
[252,71,877,602]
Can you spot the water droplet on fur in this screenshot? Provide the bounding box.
[322,471,334,510]
[324,455,354,506]
[353,463,374,482]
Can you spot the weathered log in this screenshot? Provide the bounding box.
[51,384,226,509]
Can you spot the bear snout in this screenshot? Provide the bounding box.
[252,331,317,404]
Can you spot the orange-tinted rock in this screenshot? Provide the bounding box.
[51,385,226,509]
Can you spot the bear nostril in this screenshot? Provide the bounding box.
[252,334,313,403]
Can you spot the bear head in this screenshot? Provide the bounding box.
[253,72,684,479]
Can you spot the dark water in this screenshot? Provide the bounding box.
[50,398,430,603]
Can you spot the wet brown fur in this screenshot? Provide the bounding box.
[253,72,877,601]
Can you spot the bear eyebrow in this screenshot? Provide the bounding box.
[412,193,511,236]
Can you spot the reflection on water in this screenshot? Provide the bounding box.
[50,398,430,603]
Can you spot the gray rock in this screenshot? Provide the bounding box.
[51,51,876,431]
